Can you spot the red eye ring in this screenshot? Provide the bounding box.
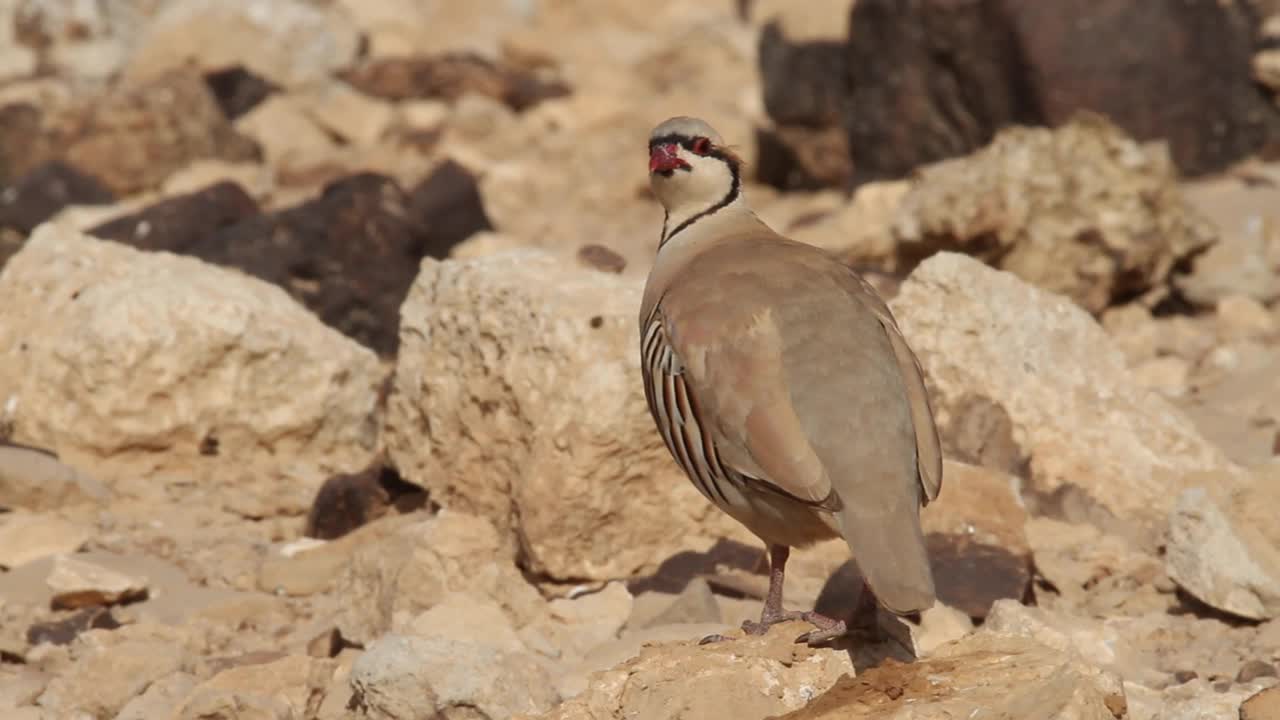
[690,137,712,155]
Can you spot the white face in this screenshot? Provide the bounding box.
[647,135,738,216]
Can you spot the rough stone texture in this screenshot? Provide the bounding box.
[843,0,1280,185]
[530,621,856,720]
[384,251,747,580]
[334,512,548,646]
[35,623,190,718]
[124,0,361,89]
[173,654,332,720]
[773,632,1124,720]
[350,634,559,720]
[889,253,1234,542]
[890,115,1217,314]
[0,224,383,480]
[1167,468,1280,620]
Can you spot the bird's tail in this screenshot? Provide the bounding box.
[837,497,936,615]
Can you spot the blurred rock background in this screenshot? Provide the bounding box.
[2,0,1280,718]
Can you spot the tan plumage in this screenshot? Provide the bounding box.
[640,117,942,640]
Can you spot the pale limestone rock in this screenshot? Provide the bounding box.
[765,630,1125,720]
[0,514,90,570]
[1217,294,1277,342]
[984,600,1131,674]
[527,621,855,720]
[173,655,332,720]
[1131,356,1191,398]
[35,623,190,718]
[1178,173,1280,307]
[46,554,148,609]
[1167,467,1280,620]
[891,253,1236,541]
[125,0,359,88]
[115,671,197,720]
[788,181,909,268]
[0,224,382,480]
[895,603,974,658]
[295,82,398,147]
[335,511,547,646]
[407,593,529,654]
[891,115,1216,314]
[0,669,48,710]
[384,251,748,580]
[350,634,559,720]
[234,95,339,171]
[535,582,634,659]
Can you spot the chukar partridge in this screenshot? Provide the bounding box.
[639,116,943,645]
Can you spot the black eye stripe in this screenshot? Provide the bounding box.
[648,133,735,164]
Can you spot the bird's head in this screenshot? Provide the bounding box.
[647,116,742,226]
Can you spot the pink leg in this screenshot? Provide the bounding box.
[741,544,848,643]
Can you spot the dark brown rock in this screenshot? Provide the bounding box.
[758,22,846,127]
[406,159,493,257]
[0,161,115,235]
[845,0,1038,187]
[1001,0,1280,177]
[576,244,627,274]
[191,173,426,355]
[0,104,58,186]
[1239,659,1279,683]
[86,181,261,252]
[26,607,120,647]
[340,53,571,110]
[840,0,1280,185]
[753,124,852,191]
[305,459,425,540]
[204,65,280,121]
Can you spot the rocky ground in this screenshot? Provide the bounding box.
[4,1,1280,719]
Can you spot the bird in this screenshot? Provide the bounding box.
[638,116,943,645]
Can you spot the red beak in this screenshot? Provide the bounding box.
[649,143,686,174]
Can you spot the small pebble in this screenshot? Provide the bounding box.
[1238,659,1278,683]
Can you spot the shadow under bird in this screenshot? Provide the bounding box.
[638,116,943,646]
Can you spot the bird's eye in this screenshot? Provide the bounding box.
[690,137,712,155]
